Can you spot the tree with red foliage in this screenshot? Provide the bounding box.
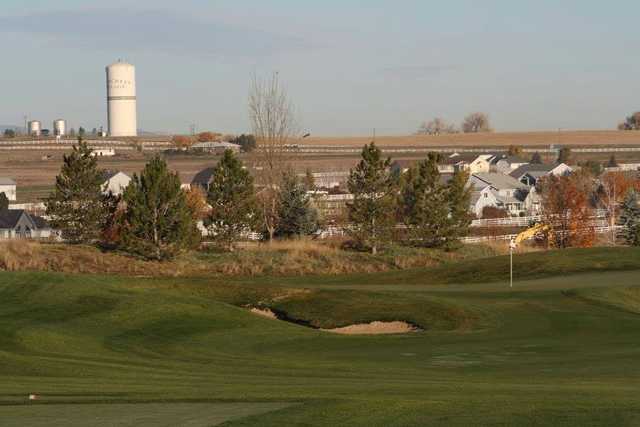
[539,173,595,248]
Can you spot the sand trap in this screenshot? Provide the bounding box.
[322,321,418,335]
[249,307,278,320]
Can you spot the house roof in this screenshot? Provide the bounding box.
[443,153,486,164]
[0,177,16,185]
[472,172,526,190]
[101,170,127,182]
[509,164,557,179]
[0,209,25,228]
[191,167,216,186]
[490,154,529,165]
[0,209,51,230]
[192,141,240,149]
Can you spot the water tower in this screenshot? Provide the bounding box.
[106,60,137,137]
[53,119,66,137]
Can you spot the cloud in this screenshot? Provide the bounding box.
[381,64,460,80]
[0,9,308,57]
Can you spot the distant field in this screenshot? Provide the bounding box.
[2,247,640,425]
[301,130,640,147]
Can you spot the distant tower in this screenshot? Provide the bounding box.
[106,60,137,137]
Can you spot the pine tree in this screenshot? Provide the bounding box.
[445,169,472,248]
[45,139,107,243]
[0,192,9,211]
[347,142,396,254]
[275,171,319,238]
[608,155,619,168]
[620,190,640,246]
[205,149,257,250]
[120,156,199,260]
[400,153,449,247]
[531,152,543,164]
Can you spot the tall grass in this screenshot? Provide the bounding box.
[0,239,503,277]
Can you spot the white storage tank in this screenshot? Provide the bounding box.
[53,119,66,136]
[28,120,42,136]
[106,60,137,137]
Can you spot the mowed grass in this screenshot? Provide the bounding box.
[1,248,640,425]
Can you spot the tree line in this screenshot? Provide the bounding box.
[44,138,472,260]
[417,112,492,135]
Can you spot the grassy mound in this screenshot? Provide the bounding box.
[285,247,640,288]
[0,240,500,277]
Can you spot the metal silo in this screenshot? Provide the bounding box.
[106,60,137,137]
[53,119,66,136]
[28,120,42,136]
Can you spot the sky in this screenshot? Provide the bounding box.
[1,0,639,135]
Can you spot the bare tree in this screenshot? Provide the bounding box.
[416,117,457,135]
[462,112,492,133]
[249,72,299,241]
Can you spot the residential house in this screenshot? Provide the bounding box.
[490,154,530,174]
[0,209,55,240]
[0,177,17,201]
[469,186,501,218]
[192,141,241,154]
[469,172,533,217]
[102,171,131,196]
[444,153,493,174]
[509,163,572,186]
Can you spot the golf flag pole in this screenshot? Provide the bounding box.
[509,238,517,289]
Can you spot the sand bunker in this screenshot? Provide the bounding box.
[322,321,418,335]
[249,307,278,320]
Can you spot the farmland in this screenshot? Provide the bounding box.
[1,247,640,425]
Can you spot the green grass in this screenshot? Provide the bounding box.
[1,248,640,425]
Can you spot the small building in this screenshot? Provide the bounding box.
[0,209,55,240]
[192,141,241,154]
[0,177,17,201]
[102,171,131,196]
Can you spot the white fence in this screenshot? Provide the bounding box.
[460,225,622,244]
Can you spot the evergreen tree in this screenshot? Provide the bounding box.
[45,139,106,243]
[205,149,257,250]
[620,190,640,246]
[445,169,472,248]
[275,171,319,238]
[608,155,619,168]
[230,134,257,152]
[120,156,199,260]
[531,152,543,164]
[347,142,396,254]
[400,153,449,247]
[0,192,8,211]
[78,127,86,137]
[557,147,572,164]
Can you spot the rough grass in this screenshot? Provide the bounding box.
[0,240,501,277]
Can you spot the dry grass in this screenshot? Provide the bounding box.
[300,130,640,147]
[0,239,501,277]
